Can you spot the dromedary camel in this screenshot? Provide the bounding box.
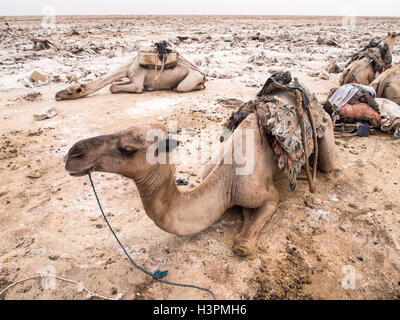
[65,113,336,256]
[339,32,399,86]
[370,64,400,104]
[55,54,205,100]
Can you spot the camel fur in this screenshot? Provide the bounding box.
[370,64,400,105]
[339,32,399,86]
[65,110,336,256]
[55,53,205,100]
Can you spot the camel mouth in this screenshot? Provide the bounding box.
[67,165,95,177]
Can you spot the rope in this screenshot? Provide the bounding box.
[87,173,216,300]
[0,273,123,300]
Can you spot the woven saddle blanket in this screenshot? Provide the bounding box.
[222,72,329,190]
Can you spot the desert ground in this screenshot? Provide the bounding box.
[0,15,399,300]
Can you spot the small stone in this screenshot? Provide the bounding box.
[26,169,42,179]
[320,71,330,80]
[194,58,202,66]
[30,71,47,82]
[304,197,315,208]
[34,107,57,121]
[308,71,319,78]
[348,203,358,209]
[268,66,286,74]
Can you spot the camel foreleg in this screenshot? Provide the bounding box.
[110,83,144,94]
[233,190,279,256]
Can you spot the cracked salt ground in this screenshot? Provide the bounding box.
[1,15,400,300]
[309,209,332,222]
[329,194,339,202]
[125,98,184,117]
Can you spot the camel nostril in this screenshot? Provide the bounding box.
[69,145,85,159]
[70,152,84,159]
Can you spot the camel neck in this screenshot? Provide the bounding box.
[386,38,397,54]
[133,162,234,236]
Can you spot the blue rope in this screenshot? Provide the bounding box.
[87,173,216,300]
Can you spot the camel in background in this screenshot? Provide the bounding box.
[339,32,399,86]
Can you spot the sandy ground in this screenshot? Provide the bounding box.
[0,15,400,300]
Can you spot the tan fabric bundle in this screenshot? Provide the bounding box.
[139,46,178,69]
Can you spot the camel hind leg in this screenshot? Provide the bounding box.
[175,70,205,93]
[110,71,145,94]
[110,64,146,94]
[318,114,336,173]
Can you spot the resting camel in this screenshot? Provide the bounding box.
[339,32,399,86]
[370,64,400,104]
[65,110,336,256]
[55,54,205,100]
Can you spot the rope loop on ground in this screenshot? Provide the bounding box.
[88,173,216,300]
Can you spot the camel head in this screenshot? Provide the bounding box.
[65,122,179,179]
[386,32,400,52]
[55,83,89,101]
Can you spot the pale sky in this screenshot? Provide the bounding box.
[1,0,399,16]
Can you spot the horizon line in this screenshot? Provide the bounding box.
[2,13,399,18]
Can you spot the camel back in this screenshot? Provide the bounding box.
[222,72,328,190]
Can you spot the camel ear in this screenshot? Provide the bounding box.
[156,138,179,153]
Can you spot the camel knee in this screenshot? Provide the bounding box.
[233,237,255,256]
[176,72,205,93]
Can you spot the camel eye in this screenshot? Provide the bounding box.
[76,88,82,93]
[117,146,137,156]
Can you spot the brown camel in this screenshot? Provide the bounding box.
[370,64,400,104]
[339,32,399,86]
[65,112,336,256]
[55,54,205,101]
